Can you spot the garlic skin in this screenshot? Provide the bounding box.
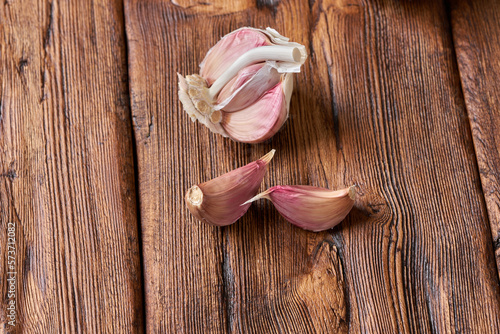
[245,185,356,232]
[178,27,307,143]
[185,150,275,226]
[222,75,291,143]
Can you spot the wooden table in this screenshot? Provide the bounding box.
[1,0,499,332]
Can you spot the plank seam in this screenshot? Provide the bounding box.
[121,0,147,332]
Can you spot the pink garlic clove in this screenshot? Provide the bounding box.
[185,150,275,226]
[217,63,282,112]
[221,80,288,143]
[245,185,356,231]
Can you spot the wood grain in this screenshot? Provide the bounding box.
[125,0,500,332]
[322,1,500,330]
[124,1,230,333]
[0,0,143,332]
[449,0,500,274]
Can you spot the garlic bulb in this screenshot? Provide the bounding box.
[178,27,307,143]
[185,150,275,226]
[245,185,355,231]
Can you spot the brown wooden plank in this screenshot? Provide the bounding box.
[316,1,500,330]
[449,0,500,274]
[124,1,229,333]
[322,1,500,330]
[0,0,143,332]
[126,0,500,332]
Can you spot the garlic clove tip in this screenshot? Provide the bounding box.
[242,188,272,205]
[259,149,276,164]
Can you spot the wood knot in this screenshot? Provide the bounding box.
[18,58,28,74]
[289,240,348,332]
[1,170,18,181]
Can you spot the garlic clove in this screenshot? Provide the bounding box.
[185,150,275,226]
[200,28,272,85]
[221,80,288,143]
[217,63,282,112]
[244,185,356,231]
[216,63,264,106]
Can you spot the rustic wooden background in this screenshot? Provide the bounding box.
[1,0,499,333]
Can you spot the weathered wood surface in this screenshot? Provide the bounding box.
[450,0,500,273]
[126,0,500,333]
[124,1,228,332]
[0,0,498,332]
[0,0,143,333]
